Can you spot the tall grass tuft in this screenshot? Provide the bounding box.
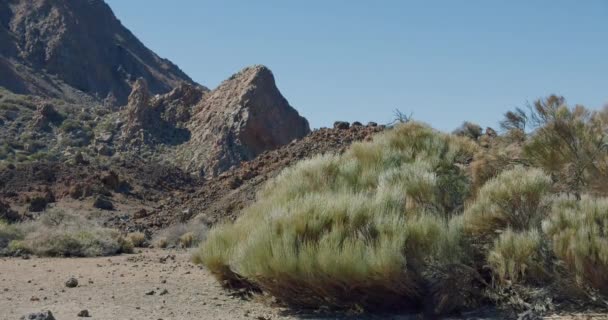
[543,197,608,294]
[463,166,552,240]
[487,229,548,285]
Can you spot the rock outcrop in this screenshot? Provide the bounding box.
[121,79,207,145]
[181,65,310,176]
[0,0,196,104]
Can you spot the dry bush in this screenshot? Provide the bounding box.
[500,96,608,198]
[2,209,132,257]
[543,197,608,294]
[195,122,480,312]
[154,237,168,249]
[463,166,552,240]
[153,220,207,249]
[453,121,483,140]
[179,232,195,248]
[127,232,147,248]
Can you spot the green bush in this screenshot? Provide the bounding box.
[1,210,132,257]
[543,197,608,294]
[0,221,24,254]
[463,166,552,240]
[194,123,479,311]
[487,229,547,284]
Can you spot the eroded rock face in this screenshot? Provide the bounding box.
[121,79,207,145]
[182,65,310,176]
[0,0,196,104]
[30,103,63,131]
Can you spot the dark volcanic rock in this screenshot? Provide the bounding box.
[333,121,350,130]
[20,311,55,320]
[182,65,310,176]
[93,196,114,210]
[0,0,197,104]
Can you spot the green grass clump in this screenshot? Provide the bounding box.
[487,229,547,284]
[463,166,552,240]
[194,122,479,311]
[543,197,608,294]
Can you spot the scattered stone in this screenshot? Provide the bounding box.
[145,290,155,295]
[20,311,55,320]
[159,288,169,295]
[333,121,350,130]
[134,208,149,219]
[93,196,114,210]
[65,277,78,288]
[77,309,90,317]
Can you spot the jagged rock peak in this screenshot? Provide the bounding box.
[182,65,311,176]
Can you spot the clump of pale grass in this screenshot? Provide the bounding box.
[463,166,552,240]
[543,196,608,294]
[127,232,147,248]
[1,209,132,257]
[153,219,208,249]
[487,229,548,284]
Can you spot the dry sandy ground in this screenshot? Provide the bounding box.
[0,249,294,320]
[1,249,606,320]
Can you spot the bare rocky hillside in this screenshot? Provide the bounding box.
[0,0,196,105]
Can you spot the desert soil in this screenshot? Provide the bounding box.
[1,249,606,320]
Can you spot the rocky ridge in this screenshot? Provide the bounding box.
[0,0,196,105]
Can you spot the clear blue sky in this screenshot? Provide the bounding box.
[105,0,607,131]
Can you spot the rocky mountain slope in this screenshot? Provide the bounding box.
[0,0,329,233]
[0,0,196,105]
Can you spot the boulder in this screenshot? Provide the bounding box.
[93,196,114,210]
[65,277,78,288]
[20,311,55,320]
[333,121,350,130]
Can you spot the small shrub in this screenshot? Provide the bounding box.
[179,232,195,248]
[0,221,24,254]
[154,237,168,249]
[463,166,552,240]
[127,232,147,248]
[543,197,608,294]
[453,121,483,140]
[487,229,547,284]
[153,221,207,249]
